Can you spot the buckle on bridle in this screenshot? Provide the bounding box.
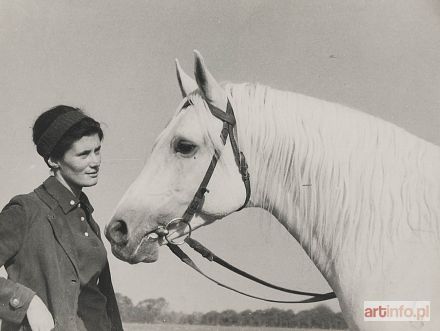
[239,152,249,179]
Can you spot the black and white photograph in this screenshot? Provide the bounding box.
[0,1,439,331]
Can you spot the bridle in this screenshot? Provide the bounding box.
[152,96,336,304]
[181,97,251,227]
[154,97,250,244]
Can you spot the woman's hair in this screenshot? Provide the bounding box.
[33,105,103,164]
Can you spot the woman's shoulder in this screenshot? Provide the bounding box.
[1,190,52,228]
[8,191,40,205]
[4,190,46,214]
[0,192,35,226]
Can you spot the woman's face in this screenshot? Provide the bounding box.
[53,134,102,191]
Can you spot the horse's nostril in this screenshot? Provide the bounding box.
[105,219,129,246]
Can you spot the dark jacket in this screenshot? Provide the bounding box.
[0,178,123,330]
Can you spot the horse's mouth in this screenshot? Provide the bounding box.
[111,236,160,264]
[109,224,189,264]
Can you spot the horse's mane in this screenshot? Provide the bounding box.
[186,83,440,272]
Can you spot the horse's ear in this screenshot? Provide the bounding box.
[175,59,197,97]
[193,50,228,111]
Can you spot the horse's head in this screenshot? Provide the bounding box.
[105,51,248,263]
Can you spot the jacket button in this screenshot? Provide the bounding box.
[10,298,20,308]
[69,200,75,206]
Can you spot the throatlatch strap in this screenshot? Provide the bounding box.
[207,101,251,209]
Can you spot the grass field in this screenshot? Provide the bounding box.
[123,323,338,331]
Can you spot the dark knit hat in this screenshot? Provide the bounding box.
[36,110,88,159]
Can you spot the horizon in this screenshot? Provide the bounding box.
[116,290,341,314]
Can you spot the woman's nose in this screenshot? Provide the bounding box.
[89,154,101,167]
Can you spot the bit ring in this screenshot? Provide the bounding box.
[164,218,192,245]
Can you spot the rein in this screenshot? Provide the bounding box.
[157,97,336,304]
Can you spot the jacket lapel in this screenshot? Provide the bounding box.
[88,216,101,239]
[35,186,80,277]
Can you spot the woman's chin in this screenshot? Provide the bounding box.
[80,177,99,187]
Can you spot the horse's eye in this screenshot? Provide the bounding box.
[174,140,197,156]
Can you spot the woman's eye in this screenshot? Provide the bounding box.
[174,140,197,156]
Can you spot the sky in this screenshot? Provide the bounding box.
[0,0,439,314]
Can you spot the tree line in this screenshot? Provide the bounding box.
[116,293,347,329]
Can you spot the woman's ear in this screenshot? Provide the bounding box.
[47,157,60,170]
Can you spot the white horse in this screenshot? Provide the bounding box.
[105,51,440,331]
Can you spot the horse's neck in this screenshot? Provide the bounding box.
[232,85,440,295]
[237,90,363,277]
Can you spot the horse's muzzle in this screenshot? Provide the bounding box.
[105,218,160,263]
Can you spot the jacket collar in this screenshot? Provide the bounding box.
[41,176,94,214]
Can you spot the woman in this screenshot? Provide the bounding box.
[0,106,123,331]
